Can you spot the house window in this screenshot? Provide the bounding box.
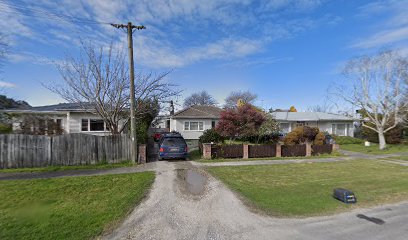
[81,119,106,132]
[332,123,348,136]
[90,119,105,131]
[337,124,346,136]
[212,121,216,128]
[296,121,305,127]
[56,119,62,128]
[280,123,290,133]
[82,119,89,131]
[184,121,204,131]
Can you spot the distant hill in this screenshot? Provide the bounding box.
[0,95,31,109]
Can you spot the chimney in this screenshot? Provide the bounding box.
[170,100,174,116]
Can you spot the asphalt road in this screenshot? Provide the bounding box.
[103,161,408,240]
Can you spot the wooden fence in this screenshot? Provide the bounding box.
[312,144,333,155]
[249,145,276,158]
[281,145,306,157]
[0,134,132,169]
[212,144,243,158]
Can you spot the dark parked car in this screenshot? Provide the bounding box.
[158,133,188,160]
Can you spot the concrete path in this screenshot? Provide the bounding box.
[103,160,408,240]
[0,163,157,181]
[380,160,408,167]
[340,150,408,159]
[193,150,408,167]
[192,156,355,167]
[2,149,407,180]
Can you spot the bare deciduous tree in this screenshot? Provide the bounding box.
[337,50,408,150]
[224,90,257,109]
[47,42,179,134]
[183,90,217,108]
[308,95,335,113]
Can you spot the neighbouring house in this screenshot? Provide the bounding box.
[271,111,357,137]
[1,103,127,136]
[154,105,223,146]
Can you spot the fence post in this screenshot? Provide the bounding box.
[332,144,339,152]
[276,143,282,157]
[203,143,212,159]
[138,144,146,164]
[243,144,249,159]
[306,142,312,157]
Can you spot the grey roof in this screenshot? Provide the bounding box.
[271,112,356,121]
[0,102,96,114]
[172,105,223,119]
[30,102,95,112]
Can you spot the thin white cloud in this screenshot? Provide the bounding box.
[1,0,333,68]
[0,81,15,88]
[0,2,32,40]
[136,37,263,68]
[351,26,408,49]
[352,0,408,49]
[220,56,293,68]
[7,52,63,66]
[262,0,322,12]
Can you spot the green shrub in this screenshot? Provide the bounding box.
[283,131,299,145]
[0,123,12,133]
[334,136,364,145]
[362,123,404,144]
[314,132,325,145]
[199,128,224,143]
[283,126,320,145]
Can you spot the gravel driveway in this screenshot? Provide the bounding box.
[103,161,408,240]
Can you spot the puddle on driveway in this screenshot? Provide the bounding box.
[356,214,385,225]
[177,169,207,195]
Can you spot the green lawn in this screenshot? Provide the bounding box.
[383,155,408,161]
[195,151,343,163]
[0,161,135,173]
[340,143,408,155]
[207,160,408,217]
[188,150,202,161]
[0,172,155,240]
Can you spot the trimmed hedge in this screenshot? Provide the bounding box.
[334,136,364,145]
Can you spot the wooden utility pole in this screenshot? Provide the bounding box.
[111,22,146,163]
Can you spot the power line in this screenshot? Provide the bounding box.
[0,0,112,26]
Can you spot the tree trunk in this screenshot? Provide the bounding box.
[378,131,386,150]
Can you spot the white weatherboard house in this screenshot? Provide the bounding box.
[271,111,356,137]
[155,105,223,143]
[3,103,127,136]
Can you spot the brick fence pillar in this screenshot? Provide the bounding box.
[305,142,312,157]
[243,144,249,159]
[203,143,212,159]
[332,144,340,151]
[138,144,146,164]
[276,143,282,157]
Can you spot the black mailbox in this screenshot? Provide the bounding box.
[333,188,357,204]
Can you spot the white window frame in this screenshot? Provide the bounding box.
[280,122,290,133]
[331,123,349,136]
[81,118,109,132]
[184,121,204,131]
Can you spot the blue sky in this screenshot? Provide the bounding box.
[1,0,408,111]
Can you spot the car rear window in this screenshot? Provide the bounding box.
[162,137,186,145]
